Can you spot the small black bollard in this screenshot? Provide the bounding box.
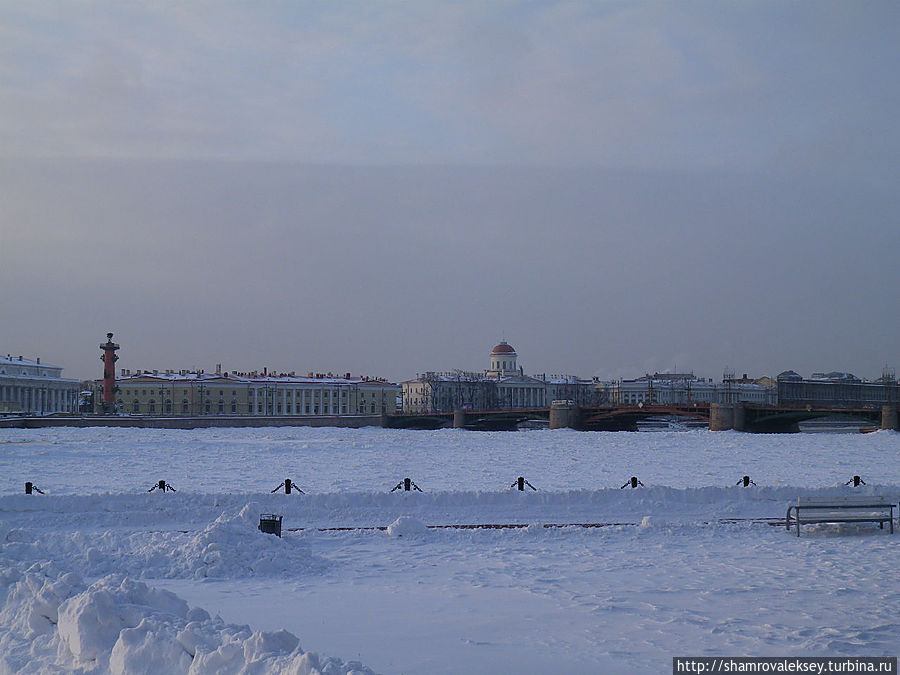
[148,480,176,493]
[511,476,537,491]
[736,475,756,487]
[620,476,644,489]
[24,481,44,495]
[271,478,304,494]
[845,475,866,487]
[258,513,283,537]
[391,477,422,492]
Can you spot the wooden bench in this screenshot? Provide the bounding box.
[786,497,895,536]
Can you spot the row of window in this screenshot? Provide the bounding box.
[120,388,380,399]
[119,400,383,415]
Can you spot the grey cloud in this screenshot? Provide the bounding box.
[1,2,897,171]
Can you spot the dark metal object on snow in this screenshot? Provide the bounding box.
[272,478,304,494]
[391,477,422,492]
[511,476,537,491]
[25,481,44,495]
[259,513,283,537]
[149,480,176,492]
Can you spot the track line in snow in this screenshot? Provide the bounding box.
[282,516,786,532]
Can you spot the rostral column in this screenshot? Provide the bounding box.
[99,332,120,414]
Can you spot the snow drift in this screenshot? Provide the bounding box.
[0,562,372,674]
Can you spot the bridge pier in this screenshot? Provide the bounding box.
[732,403,746,432]
[453,408,467,429]
[882,405,899,431]
[709,403,734,431]
[549,401,581,430]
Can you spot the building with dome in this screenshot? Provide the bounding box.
[487,341,519,377]
[401,341,602,413]
[488,341,552,408]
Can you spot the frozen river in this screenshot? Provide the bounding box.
[2,425,899,494]
[2,426,899,673]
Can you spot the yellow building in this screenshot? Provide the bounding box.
[97,368,399,417]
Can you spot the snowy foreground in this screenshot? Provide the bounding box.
[1,427,899,674]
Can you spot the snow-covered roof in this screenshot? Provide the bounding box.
[0,354,62,369]
[113,371,397,386]
[632,372,698,382]
[0,354,75,382]
[408,371,491,383]
[497,374,547,386]
[404,372,597,387]
[543,375,595,385]
[810,371,860,382]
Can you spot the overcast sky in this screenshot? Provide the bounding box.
[1,1,898,383]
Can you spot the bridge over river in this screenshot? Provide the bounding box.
[386,402,898,433]
[1,404,895,433]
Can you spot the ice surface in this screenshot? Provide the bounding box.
[4,425,900,495]
[1,426,899,673]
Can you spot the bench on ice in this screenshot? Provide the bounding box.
[785,497,895,537]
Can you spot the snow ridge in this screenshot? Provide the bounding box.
[0,562,373,674]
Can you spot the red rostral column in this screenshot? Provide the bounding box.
[99,332,120,413]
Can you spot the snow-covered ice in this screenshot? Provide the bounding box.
[1,426,899,673]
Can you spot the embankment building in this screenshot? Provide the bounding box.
[0,354,81,414]
[97,367,399,417]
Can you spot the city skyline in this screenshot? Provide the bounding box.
[2,333,896,387]
[1,2,898,384]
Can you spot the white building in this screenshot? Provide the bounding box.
[487,341,519,377]
[486,341,550,408]
[496,373,549,409]
[0,354,81,414]
[608,372,776,406]
[402,341,603,412]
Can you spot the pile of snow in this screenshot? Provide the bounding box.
[386,516,428,538]
[173,503,328,579]
[0,501,330,582]
[0,561,373,674]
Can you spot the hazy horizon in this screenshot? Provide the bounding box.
[1,2,898,384]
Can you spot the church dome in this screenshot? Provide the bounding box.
[491,341,516,355]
